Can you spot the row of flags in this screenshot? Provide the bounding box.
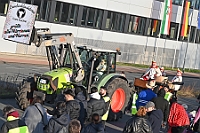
[156,0,195,37]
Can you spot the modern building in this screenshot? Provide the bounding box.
[0,0,200,69]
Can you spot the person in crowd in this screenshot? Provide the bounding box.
[152,88,169,124]
[172,68,183,91]
[145,101,163,133]
[68,119,81,133]
[45,101,70,133]
[64,89,80,120]
[168,98,190,133]
[136,79,157,110]
[131,88,138,116]
[142,61,162,80]
[22,96,48,133]
[96,59,107,75]
[123,106,153,133]
[163,85,173,102]
[87,87,106,120]
[160,66,167,77]
[99,86,111,127]
[74,86,87,128]
[81,113,105,133]
[1,105,29,133]
[192,105,200,132]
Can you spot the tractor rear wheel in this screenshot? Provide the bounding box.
[107,78,130,121]
[16,77,35,110]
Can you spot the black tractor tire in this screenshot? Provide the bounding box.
[106,78,130,121]
[16,77,36,110]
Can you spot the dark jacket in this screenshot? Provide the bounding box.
[123,115,153,133]
[81,122,105,133]
[87,97,106,118]
[147,109,163,133]
[75,92,87,127]
[66,100,80,120]
[152,89,169,122]
[45,113,70,133]
[1,118,29,133]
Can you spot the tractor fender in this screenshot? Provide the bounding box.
[95,73,128,91]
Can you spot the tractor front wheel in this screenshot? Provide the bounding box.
[16,77,35,110]
[107,78,130,121]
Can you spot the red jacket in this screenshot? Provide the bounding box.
[168,102,190,127]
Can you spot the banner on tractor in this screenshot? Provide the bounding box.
[2,1,37,44]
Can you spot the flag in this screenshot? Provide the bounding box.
[152,20,158,32]
[161,0,172,35]
[197,8,200,29]
[181,1,190,37]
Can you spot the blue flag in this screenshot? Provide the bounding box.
[198,9,200,29]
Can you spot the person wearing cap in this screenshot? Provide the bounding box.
[136,79,157,110]
[164,85,173,102]
[99,86,111,127]
[87,87,106,121]
[160,66,167,77]
[22,96,48,133]
[96,59,107,75]
[142,61,162,80]
[145,101,163,133]
[1,105,29,133]
[172,68,183,91]
[64,89,80,120]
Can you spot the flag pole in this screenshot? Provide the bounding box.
[182,0,196,73]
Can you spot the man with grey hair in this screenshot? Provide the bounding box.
[145,101,163,133]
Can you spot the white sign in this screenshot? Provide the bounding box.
[2,1,38,44]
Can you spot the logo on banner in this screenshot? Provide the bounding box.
[17,8,26,19]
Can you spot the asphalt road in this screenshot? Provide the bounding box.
[0,61,199,132]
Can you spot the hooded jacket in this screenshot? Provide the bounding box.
[87,92,106,118]
[81,122,105,133]
[123,115,153,133]
[152,89,169,122]
[45,113,70,133]
[147,109,163,133]
[22,103,48,133]
[75,92,87,127]
[66,100,80,120]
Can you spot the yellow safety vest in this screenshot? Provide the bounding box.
[131,93,138,115]
[102,96,111,120]
[164,92,173,101]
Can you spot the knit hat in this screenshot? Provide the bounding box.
[145,101,155,109]
[7,111,19,118]
[3,105,18,118]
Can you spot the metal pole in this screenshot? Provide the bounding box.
[172,45,177,68]
[182,0,196,72]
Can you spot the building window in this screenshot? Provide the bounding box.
[195,29,200,43]
[40,0,51,21]
[60,3,70,23]
[146,19,161,37]
[189,26,196,42]
[69,4,78,25]
[105,11,125,32]
[0,0,9,15]
[166,22,178,40]
[128,15,146,35]
[81,7,103,28]
[54,1,61,22]
[172,0,183,5]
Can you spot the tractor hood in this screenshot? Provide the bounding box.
[44,67,73,80]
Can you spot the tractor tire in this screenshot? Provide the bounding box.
[16,77,36,110]
[106,78,130,121]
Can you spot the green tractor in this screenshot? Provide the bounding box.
[16,28,130,120]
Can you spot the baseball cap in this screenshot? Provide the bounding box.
[145,101,155,109]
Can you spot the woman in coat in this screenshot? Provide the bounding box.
[123,106,153,133]
[22,96,48,133]
[45,101,70,133]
